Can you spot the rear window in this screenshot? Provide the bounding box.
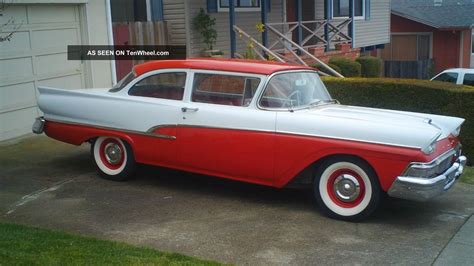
[463,74,474,86]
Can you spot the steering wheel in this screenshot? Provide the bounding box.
[284,90,301,108]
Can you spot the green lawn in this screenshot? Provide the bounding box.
[461,166,474,185]
[0,223,222,265]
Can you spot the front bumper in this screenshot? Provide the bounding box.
[388,155,467,201]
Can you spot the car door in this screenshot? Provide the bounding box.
[125,70,188,167]
[177,71,276,184]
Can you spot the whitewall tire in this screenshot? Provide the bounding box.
[91,137,136,181]
[314,156,381,221]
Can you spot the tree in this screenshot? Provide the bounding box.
[0,1,20,43]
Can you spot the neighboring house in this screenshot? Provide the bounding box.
[0,0,390,141]
[381,0,474,77]
[0,0,114,141]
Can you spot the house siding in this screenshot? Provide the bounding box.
[163,0,186,45]
[354,0,390,48]
[293,0,390,49]
[186,0,284,57]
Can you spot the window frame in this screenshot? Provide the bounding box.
[331,0,365,20]
[187,70,265,108]
[471,30,474,55]
[217,0,261,12]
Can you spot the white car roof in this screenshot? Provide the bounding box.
[441,68,474,74]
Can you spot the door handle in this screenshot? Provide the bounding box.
[181,107,199,113]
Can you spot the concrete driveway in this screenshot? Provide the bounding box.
[1,136,474,265]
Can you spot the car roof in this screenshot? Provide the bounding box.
[441,68,474,74]
[133,58,314,76]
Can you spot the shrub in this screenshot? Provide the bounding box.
[312,63,342,76]
[322,77,474,161]
[328,57,361,77]
[356,56,382,77]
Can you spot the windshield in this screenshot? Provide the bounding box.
[259,71,332,109]
[109,72,136,92]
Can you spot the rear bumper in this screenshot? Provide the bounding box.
[32,116,45,134]
[388,156,467,201]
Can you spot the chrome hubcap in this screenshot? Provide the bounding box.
[333,174,361,202]
[104,143,122,165]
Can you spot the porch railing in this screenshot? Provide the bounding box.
[233,18,349,77]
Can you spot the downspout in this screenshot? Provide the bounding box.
[459,30,464,67]
[349,0,355,48]
[229,0,236,58]
[105,0,117,85]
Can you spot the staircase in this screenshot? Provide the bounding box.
[233,19,353,78]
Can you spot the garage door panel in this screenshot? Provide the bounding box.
[0,82,36,112]
[0,107,38,141]
[0,5,27,25]
[38,74,83,90]
[0,57,33,80]
[36,53,81,76]
[0,31,31,53]
[27,5,77,24]
[32,28,78,51]
[1,3,85,141]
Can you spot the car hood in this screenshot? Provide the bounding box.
[276,104,464,150]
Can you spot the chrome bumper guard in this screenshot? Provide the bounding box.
[32,116,45,134]
[388,156,467,201]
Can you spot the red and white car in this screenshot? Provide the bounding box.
[33,59,467,221]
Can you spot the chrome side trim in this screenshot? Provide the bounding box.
[146,125,177,140]
[45,118,423,150]
[46,118,176,140]
[276,130,421,150]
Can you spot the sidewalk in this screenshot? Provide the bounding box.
[434,215,474,265]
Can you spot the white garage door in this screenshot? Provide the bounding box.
[0,4,86,141]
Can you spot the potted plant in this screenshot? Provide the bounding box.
[193,8,223,57]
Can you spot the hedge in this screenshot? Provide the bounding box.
[328,57,361,77]
[322,77,474,161]
[356,56,382,77]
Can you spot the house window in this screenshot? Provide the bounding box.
[218,0,261,11]
[332,0,364,18]
[471,31,474,54]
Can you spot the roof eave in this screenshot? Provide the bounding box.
[392,10,440,29]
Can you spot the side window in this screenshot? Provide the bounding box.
[128,72,186,100]
[192,73,260,107]
[463,74,474,86]
[433,72,458,84]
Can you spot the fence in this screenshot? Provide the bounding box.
[384,59,434,79]
[112,21,169,80]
